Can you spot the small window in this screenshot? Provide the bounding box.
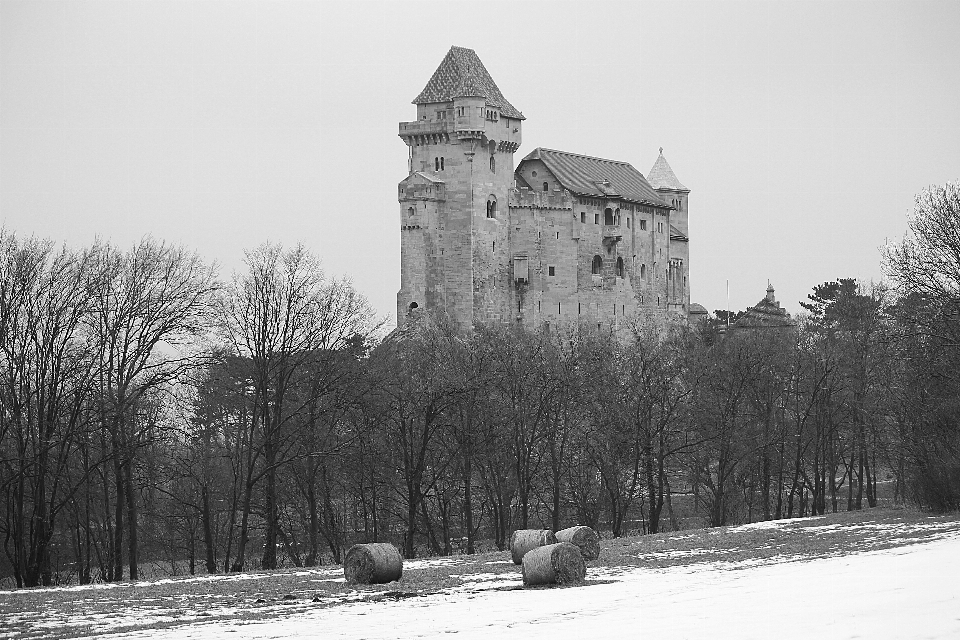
[604,208,614,225]
[441,157,445,171]
[409,302,419,310]
[486,196,498,218]
[658,222,664,233]
[592,255,602,275]
[543,182,549,192]
[616,257,624,278]
[548,266,555,276]
[594,213,599,225]
[490,156,496,173]
[640,220,647,231]
[580,212,586,223]
[532,170,538,177]
[640,264,647,279]
[615,208,621,225]
[408,206,415,217]
[435,157,439,171]
[626,218,631,228]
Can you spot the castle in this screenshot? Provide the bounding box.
[397,46,692,332]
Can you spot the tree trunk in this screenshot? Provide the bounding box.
[113,451,124,581]
[231,477,254,571]
[463,457,475,554]
[124,454,139,580]
[201,486,216,574]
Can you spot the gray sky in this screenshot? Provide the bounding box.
[2,0,959,325]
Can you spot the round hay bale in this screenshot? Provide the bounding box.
[509,529,557,565]
[343,543,403,584]
[521,542,586,586]
[555,525,600,561]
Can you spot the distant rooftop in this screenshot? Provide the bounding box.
[735,283,796,328]
[413,46,524,120]
[521,148,669,208]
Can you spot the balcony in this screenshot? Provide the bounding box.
[602,225,623,245]
[399,120,452,136]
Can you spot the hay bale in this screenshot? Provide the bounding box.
[555,525,600,561]
[521,542,586,586]
[343,543,403,584]
[509,529,557,565]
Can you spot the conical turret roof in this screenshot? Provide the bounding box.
[648,150,688,191]
[413,46,524,120]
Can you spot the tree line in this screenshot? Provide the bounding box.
[2,182,959,588]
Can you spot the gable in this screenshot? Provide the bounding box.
[399,172,445,200]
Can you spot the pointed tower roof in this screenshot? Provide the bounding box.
[413,46,524,120]
[647,149,688,191]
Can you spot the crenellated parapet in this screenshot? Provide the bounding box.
[509,186,573,210]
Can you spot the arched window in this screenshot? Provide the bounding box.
[592,255,602,275]
[543,182,549,192]
[441,157,445,171]
[490,156,496,173]
[407,207,415,217]
[616,257,624,278]
[409,302,419,310]
[486,195,498,218]
[604,208,614,225]
[434,157,439,171]
[615,208,621,225]
[640,263,647,279]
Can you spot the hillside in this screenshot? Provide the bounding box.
[2,508,958,639]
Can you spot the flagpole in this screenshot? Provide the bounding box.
[726,279,730,328]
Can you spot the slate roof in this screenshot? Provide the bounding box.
[407,171,444,183]
[413,46,524,120]
[521,148,670,208]
[647,151,688,191]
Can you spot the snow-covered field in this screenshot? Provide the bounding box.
[3,511,959,639]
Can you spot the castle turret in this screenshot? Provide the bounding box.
[648,149,691,314]
[397,46,523,328]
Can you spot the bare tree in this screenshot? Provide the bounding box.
[0,233,99,586]
[218,243,377,570]
[87,237,217,580]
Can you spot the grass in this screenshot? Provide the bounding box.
[1,507,958,639]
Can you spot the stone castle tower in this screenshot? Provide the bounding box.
[397,46,693,332]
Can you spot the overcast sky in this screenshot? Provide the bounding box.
[2,0,959,326]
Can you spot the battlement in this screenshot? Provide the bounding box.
[509,187,573,210]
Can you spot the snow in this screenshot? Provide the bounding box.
[105,533,960,640]
[0,568,340,596]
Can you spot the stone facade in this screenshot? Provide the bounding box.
[397,46,693,332]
